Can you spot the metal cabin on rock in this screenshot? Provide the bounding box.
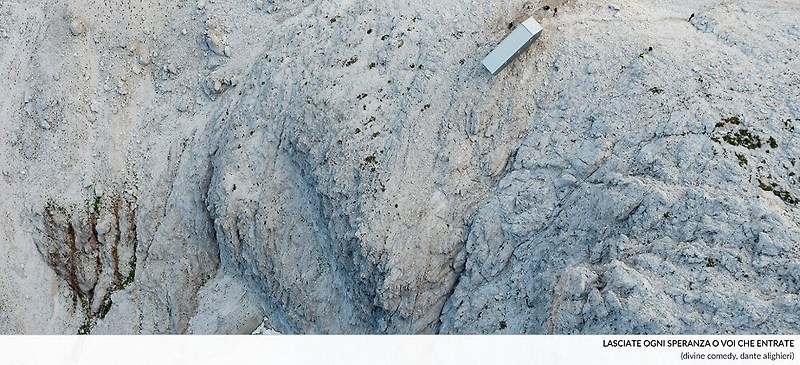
[481,17,543,75]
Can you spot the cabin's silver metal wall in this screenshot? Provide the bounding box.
[481,17,543,75]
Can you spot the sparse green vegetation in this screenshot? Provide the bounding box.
[342,56,358,67]
[44,194,139,335]
[717,116,741,127]
[360,154,380,172]
[76,256,136,334]
[97,297,113,319]
[758,179,773,192]
[758,179,798,204]
[772,189,798,204]
[91,196,102,214]
[768,136,778,149]
[783,118,796,131]
[711,116,777,150]
[45,199,71,217]
[77,318,92,335]
[76,294,91,335]
[721,129,762,149]
[119,257,136,289]
[649,86,663,94]
[735,153,748,167]
[705,257,716,268]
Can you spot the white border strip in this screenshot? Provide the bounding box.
[0,335,796,365]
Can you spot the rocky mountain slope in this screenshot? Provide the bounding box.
[0,0,798,334]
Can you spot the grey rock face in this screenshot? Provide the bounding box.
[439,2,800,334]
[0,0,798,334]
[203,0,534,333]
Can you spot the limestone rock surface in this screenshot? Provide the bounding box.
[0,0,798,334]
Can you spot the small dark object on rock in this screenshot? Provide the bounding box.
[689,13,695,22]
[648,46,653,52]
[553,7,558,16]
[543,5,550,10]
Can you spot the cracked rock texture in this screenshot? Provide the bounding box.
[0,0,798,334]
